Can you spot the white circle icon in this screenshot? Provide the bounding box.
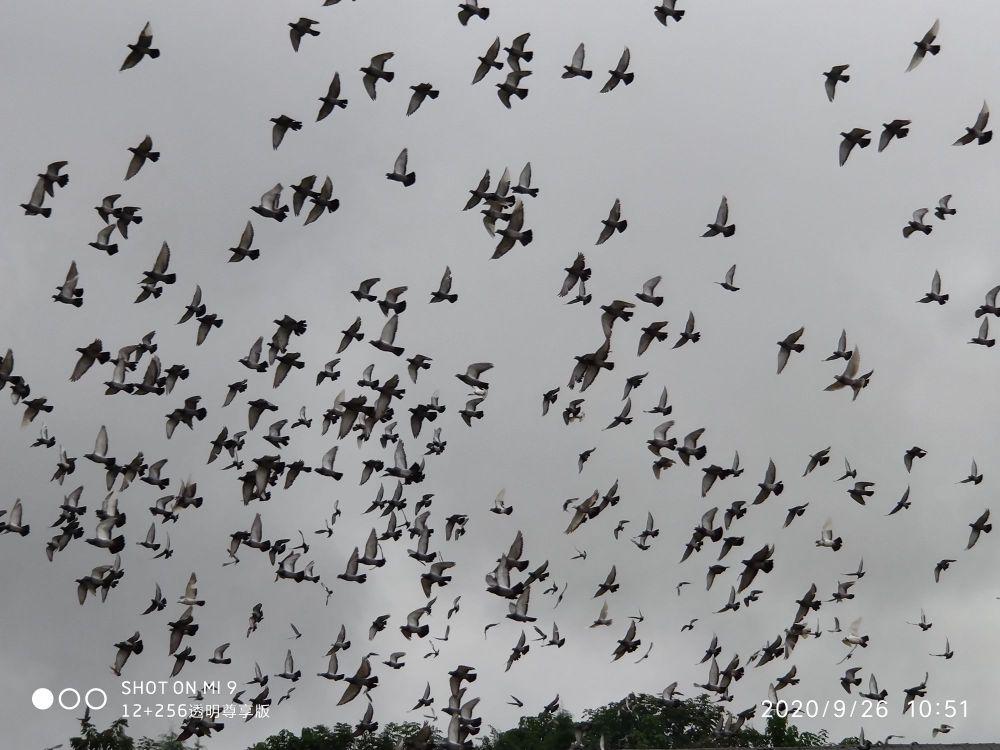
[31,688,54,710]
[85,688,108,710]
[58,688,81,710]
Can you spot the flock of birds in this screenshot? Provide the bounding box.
[5,3,997,748]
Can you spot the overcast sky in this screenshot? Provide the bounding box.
[2,1,1000,748]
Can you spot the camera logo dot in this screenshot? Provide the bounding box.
[31,688,54,710]
[33,688,108,711]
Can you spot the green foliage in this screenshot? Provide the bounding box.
[479,710,577,750]
[763,714,828,747]
[247,721,436,750]
[69,717,136,750]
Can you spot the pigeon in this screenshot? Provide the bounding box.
[902,208,932,237]
[457,1,489,25]
[251,184,289,222]
[361,53,395,100]
[317,73,348,120]
[776,327,805,374]
[823,65,850,101]
[562,44,592,79]
[472,38,502,84]
[654,0,685,26]
[702,196,735,237]
[839,128,871,166]
[596,199,627,245]
[386,149,416,187]
[934,194,956,220]
[120,22,159,71]
[918,270,948,304]
[716,264,739,291]
[905,19,941,72]
[969,317,995,347]
[124,136,158,180]
[271,115,302,150]
[953,101,992,145]
[601,47,633,92]
[407,83,439,116]
[288,18,319,52]
[878,119,910,151]
[967,509,992,549]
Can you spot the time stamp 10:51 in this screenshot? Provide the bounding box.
[761,699,968,719]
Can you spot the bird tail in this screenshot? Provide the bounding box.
[622,72,635,85]
[148,49,161,59]
[56,175,69,188]
[41,207,52,218]
[985,523,993,533]
[515,87,528,99]
[522,51,534,62]
[975,308,986,318]
[618,220,628,232]
[149,151,161,161]
[162,273,177,284]
[722,225,735,237]
[989,340,996,348]
[428,90,440,100]
[383,71,395,82]
[980,131,993,145]
[694,446,707,460]
[561,71,574,79]
[196,408,207,420]
[520,229,533,245]
[479,8,490,19]
[404,173,416,187]
[939,294,949,303]
[841,74,851,82]
[929,45,941,55]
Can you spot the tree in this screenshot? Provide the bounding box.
[762,714,828,747]
[480,710,577,750]
[70,716,135,750]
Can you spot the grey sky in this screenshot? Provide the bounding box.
[1,1,999,748]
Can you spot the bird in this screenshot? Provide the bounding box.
[970,317,995,347]
[823,65,850,101]
[457,1,489,25]
[902,208,932,237]
[124,136,159,180]
[251,184,289,222]
[703,196,735,237]
[601,48,634,92]
[288,18,319,51]
[386,149,416,187]
[673,311,701,348]
[654,0,685,26]
[596,199,627,245]
[716,264,739,291]
[317,73,348,120]
[967,509,992,549]
[496,70,531,109]
[407,84,439,116]
[906,19,941,72]
[776,327,805,374]
[121,22,159,71]
[904,446,927,473]
[918,270,948,304]
[878,119,910,151]
[271,115,302,150]
[839,128,871,166]
[361,53,395,100]
[934,194,956,220]
[562,44,592,79]
[472,38,502,84]
[954,101,992,145]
